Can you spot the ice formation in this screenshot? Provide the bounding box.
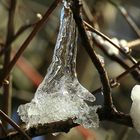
[130,85,140,134]
[17,1,99,129]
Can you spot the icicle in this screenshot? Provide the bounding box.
[17,1,100,129]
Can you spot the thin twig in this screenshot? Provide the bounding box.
[0,23,36,56]
[2,0,16,127]
[84,21,138,65]
[91,30,140,82]
[92,60,140,94]
[0,0,61,86]
[0,110,133,140]
[13,23,36,41]
[0,110,31,140]
[116,61,140,81]
[108,0,140,37]
[70,0,112,107]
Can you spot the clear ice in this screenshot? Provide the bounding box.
[17,1,99,129]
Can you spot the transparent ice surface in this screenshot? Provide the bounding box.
[17,2,100,129]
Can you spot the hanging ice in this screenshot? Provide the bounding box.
[130,85,140,134]
[17,2,99,129]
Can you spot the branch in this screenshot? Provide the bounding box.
[0,23,36,56]
[0,119,77,140]
[0,0,61,86]
[2,0,16,126]
[92,60,140,95]
[0,109,133,140]
[70,0,112,108]
[84,21,138,65]
[97,108,133,127]
[0,110,31,140]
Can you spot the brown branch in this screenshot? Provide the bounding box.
[84,21,138,65]
[0,23,36,56]
[70,0,112,108]
[0,109,133,140]
[92,60,140,95]
[116,61,140,81]
[13,23,36,42]
[108,0,140,37]
[2,0,16,128]
[0,110,31,140]
[0,0,61,86]
[0,119,77,140]
[90,28,140,82]
[97,108,133,127]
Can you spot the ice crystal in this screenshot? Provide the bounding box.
[17,2,99,129]
[130,85,140,134]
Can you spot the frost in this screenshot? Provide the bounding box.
[130,85,140,134]
[17,3,100,129]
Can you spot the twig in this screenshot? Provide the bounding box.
[92,60,140,94]
[0,110,31,140]
[108,0,140,37]
[13,23,36,41]
[84,21,138,65]
[2,0,16,127]
[0,110,133,140]
[0,0,61,86]
[0,119,77,140]
[70,0,112,107]
[91,29,140,82]
[116,61,140,81]
[0,23,36,56]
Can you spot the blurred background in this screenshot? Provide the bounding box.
[0,0,140,139]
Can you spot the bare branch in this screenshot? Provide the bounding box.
[84,21,138,65]
[92,61,140,94]
[70,0,112,107]
[2,0,16,127]
[0,110,31,140]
